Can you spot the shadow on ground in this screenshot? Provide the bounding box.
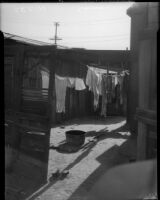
[27,120,136,200]
[49,122,130,154]
[67,138,137,200]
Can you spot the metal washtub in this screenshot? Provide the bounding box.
[65,130,86,146]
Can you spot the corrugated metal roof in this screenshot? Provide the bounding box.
[3,32,54,46]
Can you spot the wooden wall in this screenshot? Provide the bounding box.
[127,2,158,160]
[4,42,130,125]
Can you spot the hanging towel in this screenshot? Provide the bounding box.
[55,74,68,113]
[41,70,49,89]
[93,71,102,109]
[75,78,86,91]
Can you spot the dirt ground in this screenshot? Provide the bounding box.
[27,116,137,200]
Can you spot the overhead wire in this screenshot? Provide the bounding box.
[59,36,130,43]
[2,13,131,47]
[60,34,130,40]
[60,17,130,25]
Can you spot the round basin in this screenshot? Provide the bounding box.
[65,130,85,146]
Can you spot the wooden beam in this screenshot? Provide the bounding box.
[48,50,56,126]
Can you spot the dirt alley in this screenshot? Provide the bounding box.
[30,116,136,200]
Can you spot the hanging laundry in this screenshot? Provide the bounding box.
[55,74,68,113]
[41,70,49,89]
[111,76,116,100]
[117,76,124,105]
[98,74,102,96]
[115,82,121,110]
[115,76,118,85]
[67,78,75,88]
[107,76,112,103]
[101,74,108,117]
[86,67,102,110]
[92,72,100,110]
[86,67,92,90]
[75,78,86,91]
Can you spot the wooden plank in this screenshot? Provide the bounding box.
[138,28,157,41]
[136,108,157,119]
[136,116,157,127]
[79,90,86,117]
[135,108,157,127]
[48,51,56,125]
[137,122,147,160]
[14,112,49,120]
[15,45,25,112]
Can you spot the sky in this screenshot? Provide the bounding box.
[0,2,134,50]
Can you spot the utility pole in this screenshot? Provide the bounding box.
[49,22,62,125]
[50,22,62,47]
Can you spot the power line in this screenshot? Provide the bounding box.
[60,37,129,44]
[60,17,129,25]
[18,33,129,40]
[60,34,130,39]
[60,36,130,42]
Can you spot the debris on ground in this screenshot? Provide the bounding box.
[49,145,59,150]
[60,126,65,129]
[49,169,69,182]
[49,169,60,182]
[50,142,83,153]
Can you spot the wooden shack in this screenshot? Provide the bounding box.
[4,36,56,189]
[127,2,158,160]
[4,34,130,190]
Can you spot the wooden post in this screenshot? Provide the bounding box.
[137,39,152,160]
[17,45,25,112]
[48,47,56,126]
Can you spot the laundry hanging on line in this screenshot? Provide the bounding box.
[55,74,68,113]
[75,78,86,91]
[55,74,86,113]
[101,74,108,117]
[86,66,102,110]
[85,65,128,117]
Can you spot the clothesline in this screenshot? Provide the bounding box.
[86,65,129,76]
[104,73,129,77]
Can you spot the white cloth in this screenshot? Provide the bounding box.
[117,76,124,105]
[41,70,49,89]
[86,67,102,109]
[115,76,118,85]
[86,67,93,91]
[55,75,86,113]
[67,78,75,88]
[55,74,68,113]
[67,77,86,90]
[75,78,86,90]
